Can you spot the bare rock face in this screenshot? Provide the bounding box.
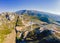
[0,12,60,43]
[15,14,60,43]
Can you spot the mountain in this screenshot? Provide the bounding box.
[0,10,60,43]
[15,10,60,43]
[16,10,60,22]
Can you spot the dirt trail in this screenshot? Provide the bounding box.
[3,30,16,43]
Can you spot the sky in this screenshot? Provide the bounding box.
[0,0,60,15]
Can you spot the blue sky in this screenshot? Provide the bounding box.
[0,0,60,15]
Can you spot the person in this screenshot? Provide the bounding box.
[6,14,10,20]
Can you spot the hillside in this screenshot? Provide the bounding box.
[0,10,60,43]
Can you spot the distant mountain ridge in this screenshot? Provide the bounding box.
[16,10,60,21]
